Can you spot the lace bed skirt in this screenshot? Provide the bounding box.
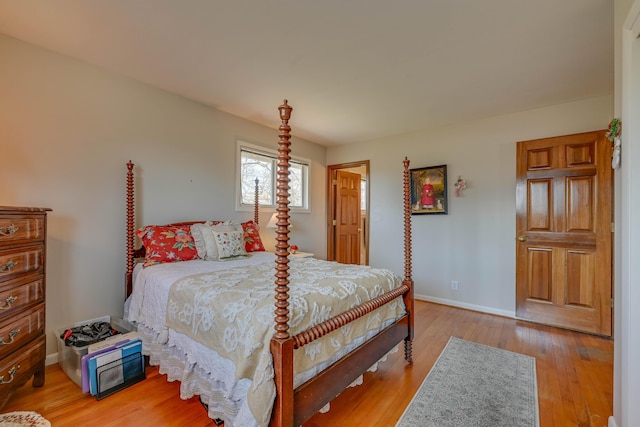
[137,323,398,427]
[138,325,258,427]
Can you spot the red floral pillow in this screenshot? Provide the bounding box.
[241,220,265,252]
[136,225,199,266]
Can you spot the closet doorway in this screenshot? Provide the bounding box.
[327,161,369,265]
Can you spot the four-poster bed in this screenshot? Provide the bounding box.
[123,100,414,427]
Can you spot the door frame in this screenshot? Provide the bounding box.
[327,161,370,264]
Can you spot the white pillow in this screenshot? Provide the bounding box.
[212,230,247,260]
[190,222,242,260]
[190,222,211,259]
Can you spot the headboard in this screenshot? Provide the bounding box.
[124,163,261,297]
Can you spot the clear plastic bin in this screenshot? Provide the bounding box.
[55,316,135,387]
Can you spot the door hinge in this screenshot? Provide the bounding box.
[332,219,337,226]
[611,222,615,232]
[332,179,337,186]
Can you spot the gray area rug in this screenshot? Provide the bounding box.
[396,337,539,427]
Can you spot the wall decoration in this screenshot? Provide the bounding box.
[606,118,621,169]
[410,164,448,215]
[454,176,467,197]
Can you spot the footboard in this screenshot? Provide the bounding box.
[271,283,413,427]
[270,100,413,427]
[292,284,410,348]
[290,285,411,425]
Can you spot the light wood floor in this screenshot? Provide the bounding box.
[3,301,613,426]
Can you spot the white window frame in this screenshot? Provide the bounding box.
[236,141,311,213]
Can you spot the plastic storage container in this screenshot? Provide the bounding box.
[56,316,136,387]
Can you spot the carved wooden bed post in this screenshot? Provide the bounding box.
[255,177,260,226]
[402,157,414,363]
[125,160,135,298]
[270,100,295,427]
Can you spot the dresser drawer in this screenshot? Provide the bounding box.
[0,304,44,361]
[0,247,44,283]
[0,215,45,248]
[0,275,44,317]
[0,336,45,391]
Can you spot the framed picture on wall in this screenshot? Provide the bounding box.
[410,164,448,215]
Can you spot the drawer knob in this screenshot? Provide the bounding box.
[0,365,20,385]
[0,224,19,236]
[0,295,17,310]
[0,260,17,273]
[0,329,20,345]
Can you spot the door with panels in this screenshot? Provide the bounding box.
[515,130,612,336]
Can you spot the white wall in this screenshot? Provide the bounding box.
[0,34,327,357]
[327,95,612,316]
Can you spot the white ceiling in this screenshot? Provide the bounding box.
[0,0,613,146]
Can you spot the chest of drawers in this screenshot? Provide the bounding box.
[0,207,50,410]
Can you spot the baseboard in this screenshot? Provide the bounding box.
[45,352,59,366]
[415,294,516,319]
[608,416,618,427]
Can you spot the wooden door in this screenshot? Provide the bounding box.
[335,170,361,264]
[515,130,612,337]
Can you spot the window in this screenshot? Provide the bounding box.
[237,141,310,211]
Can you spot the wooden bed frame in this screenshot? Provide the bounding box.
[124,100,414,427]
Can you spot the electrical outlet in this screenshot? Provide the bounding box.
[451,280,459,291]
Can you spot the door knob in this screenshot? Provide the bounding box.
[518,235,527,242]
